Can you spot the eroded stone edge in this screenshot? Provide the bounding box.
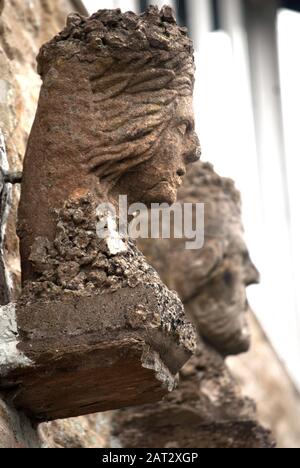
[141,345,179,392]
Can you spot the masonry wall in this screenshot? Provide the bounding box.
[0,0,86,447]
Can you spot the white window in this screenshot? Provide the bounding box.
[193,2,300,388]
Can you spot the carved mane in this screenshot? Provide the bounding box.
[36,6,195,187]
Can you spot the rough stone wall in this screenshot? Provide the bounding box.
[0,0,86,447]
[0,0,87,298]
[227,313,300,449]
[39,414,112,449]
[0,397,40,448]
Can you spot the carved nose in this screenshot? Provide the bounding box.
[245,261,260,286]
[183,132,201,165]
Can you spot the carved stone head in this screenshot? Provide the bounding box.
[18,6,200,281]
[139,162,260,355]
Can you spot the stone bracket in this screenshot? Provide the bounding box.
[0,280,195,421]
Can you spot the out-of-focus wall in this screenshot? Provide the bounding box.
[0,0,87,296]
[228,313,300,449]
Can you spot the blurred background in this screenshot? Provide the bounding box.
[82,1,300,389]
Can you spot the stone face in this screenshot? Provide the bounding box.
[18,6,200,283]
[139,162,259,357]
[102,162,274,449]
[1,7,199,419]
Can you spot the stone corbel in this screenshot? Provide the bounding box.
[0,194,196,421]
[0,7,198,421]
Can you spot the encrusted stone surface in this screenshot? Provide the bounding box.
[18,6,199,283]
[20,193,195,351]
[1,192,196,421]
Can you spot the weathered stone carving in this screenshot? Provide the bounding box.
[18,5,199,282]
[139,162,259,356]
[0,7,198,420]
[107,162,274,448]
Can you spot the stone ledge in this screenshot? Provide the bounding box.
[0,284,195,421]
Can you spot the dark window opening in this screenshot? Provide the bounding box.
[212,0,221,31]
[280,0,300,12]
[139,0,148,14]
[175,0,188,27]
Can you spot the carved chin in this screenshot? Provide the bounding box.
[146,181,177,205]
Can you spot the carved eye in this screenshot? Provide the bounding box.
[223,270,234,287]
